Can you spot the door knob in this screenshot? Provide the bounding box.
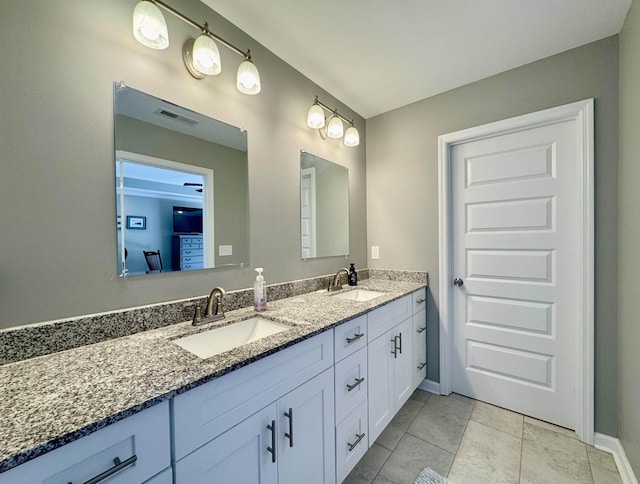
[453,278,464,287]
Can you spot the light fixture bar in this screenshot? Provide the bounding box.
[312,96,354,126]
[152,0,249,58]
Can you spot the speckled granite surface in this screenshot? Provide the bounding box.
[0,275,425,473]
[0,269,371,365]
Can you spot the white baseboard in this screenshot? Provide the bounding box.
[594,433,638,484]
[418,379,441,395]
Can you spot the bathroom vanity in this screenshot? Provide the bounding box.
[0,277,427,483]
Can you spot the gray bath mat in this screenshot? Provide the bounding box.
[415,467,449,484]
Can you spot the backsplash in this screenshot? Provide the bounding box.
[0,268,428,365]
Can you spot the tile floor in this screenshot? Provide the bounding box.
[344,390,623,484]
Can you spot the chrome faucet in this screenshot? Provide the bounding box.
[192,287,226,326]
[328,268,349,292]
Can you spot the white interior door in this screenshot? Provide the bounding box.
[450,117,581,429]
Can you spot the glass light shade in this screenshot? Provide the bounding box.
[327,115,344,138]
[237,59,261,95]
[193,34,221,75]
[344,126,360,146]
[133,1,169,49]
[307,104,325,129]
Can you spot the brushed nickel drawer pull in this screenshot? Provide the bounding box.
[416,298,426,304]
[347,433,366,452]
[347,377,365,392]
[346,333,364,344]
[417,362,427,370]
[417,326,426,334]
[83,455,137,484]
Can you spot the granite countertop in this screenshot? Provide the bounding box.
[0,278,425,472]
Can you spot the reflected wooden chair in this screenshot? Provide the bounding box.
[143,250,163,273]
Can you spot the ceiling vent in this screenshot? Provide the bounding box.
[155,108,199,127]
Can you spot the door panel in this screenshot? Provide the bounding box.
[452,121,576,429]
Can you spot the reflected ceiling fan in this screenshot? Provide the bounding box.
[184,182,203,193]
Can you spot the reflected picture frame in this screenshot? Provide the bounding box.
[126,215,146,230]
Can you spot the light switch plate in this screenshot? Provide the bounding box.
[371,245,380,260]
[219,245,233,256]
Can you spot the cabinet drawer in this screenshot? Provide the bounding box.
[334,346,367,423]
[181,238,202,245]
[173,330,333,460]
[336,401,368,483]
[368,295,412,342]
[412,309,426,351]
[334,315,367,362]
[412,289,427,313]
[181,248,203,256]
[0,402,170,484]
[413,340,427,389]
[182,263,204,270]
[181,255,204,264]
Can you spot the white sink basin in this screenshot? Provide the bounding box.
[333,289,385,302]
[174,317,291,359]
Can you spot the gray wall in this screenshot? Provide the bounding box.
[618,3,640,474]
[366,37,620,436]
[0,0,367,329]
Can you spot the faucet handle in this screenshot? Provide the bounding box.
[192,304,202,326]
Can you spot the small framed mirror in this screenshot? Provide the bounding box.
[300,151,349,259]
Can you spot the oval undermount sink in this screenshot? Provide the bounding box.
[173,317,291,359]
[332,289,385,302]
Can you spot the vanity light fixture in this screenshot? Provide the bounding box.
[306,96,359,147]
[132,0,261,95]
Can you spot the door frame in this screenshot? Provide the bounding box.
[437,99,594,443]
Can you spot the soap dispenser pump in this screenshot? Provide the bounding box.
[254,268,267,312]
[348,263,358,286]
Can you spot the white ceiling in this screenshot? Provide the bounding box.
[203,0,632,119]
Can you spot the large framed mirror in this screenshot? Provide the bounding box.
[300,151,349,259]
[114,83,249,277]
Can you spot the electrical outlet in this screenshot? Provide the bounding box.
[219,245,233,256]
[371,245,380,260]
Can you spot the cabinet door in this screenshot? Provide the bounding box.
[367,329,395,445]
[277,368,335,484]
[392,317,413,410]
[175,403,278,484]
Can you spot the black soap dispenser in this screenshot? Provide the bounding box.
[348,263,358,286]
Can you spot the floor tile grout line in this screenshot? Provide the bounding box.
[467,415,525,441]
[518,416,524,484]
[371,443,394,484]
[371,394,431,480]
[445,399,476,478]
[584,442,598,483]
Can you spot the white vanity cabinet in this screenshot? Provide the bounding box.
[173,331,335,483]
[0,401,171,484]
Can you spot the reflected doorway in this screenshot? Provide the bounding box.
[116,151,214,276]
